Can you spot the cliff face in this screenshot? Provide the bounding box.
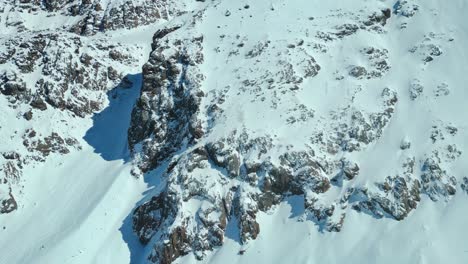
[0,0,172,214]
[126,1,468,263]
[1,0,468,264]
[10,0,184,35]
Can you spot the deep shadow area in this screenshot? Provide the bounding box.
[83,74,142,161]
[286,195,306,219]
[224,211,242,245]
[119,165,167,264]
[83,73,152,263]
[120,203,146,264]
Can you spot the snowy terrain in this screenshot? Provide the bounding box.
[1,0,468,263]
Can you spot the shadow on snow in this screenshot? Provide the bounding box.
[83,73,142,162]
[82,72,349,261]
[83,73,149,263]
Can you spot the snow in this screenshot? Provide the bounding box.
[84,74,142,161]
[0,72,148,263]
[0,150,145,264]
[196,195,468,264]
[0,15,155,262]
[1,0,468,263]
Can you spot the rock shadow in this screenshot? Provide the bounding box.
[83,74,142,161]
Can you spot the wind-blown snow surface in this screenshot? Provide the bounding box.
[0,5,155,261]
[0,150,144,264]
[201,196,468,264]
[1,0,468,264]
[0,72,148,263]
[127,0,468,262]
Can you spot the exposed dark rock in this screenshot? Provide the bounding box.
[69,0,173,36]
[206,142,241,178]
[2,152,20,160]
[420,156,457,201]
[361,47,390,78]
[0,192,17,214]
[400,139,411,150]
[435,83,450,97]
[335,24,359,38]
[133,194,169,244]
[393,1,420,17]
[257,192,281,211]
[342,160,360,180]
[23,132,80,157]
[30,97,47,111]
[349,66,367,78]
[2,161,22,184]
[0,32,129,117]
[461,177,468,194]
[23,110,33,120]
[364,9,392,27]
[128,28,205,173]
[409,79,424,100]
[353,175,421,220]
[151,226,191,264]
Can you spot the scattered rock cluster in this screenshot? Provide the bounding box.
[127,3,466,263]
[10,0,186,35]
[0,0,161,214]
[1,1,465,264]
[128,26,205,174]
[0,32,141,117]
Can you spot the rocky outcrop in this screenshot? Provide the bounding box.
[125,4,463,263]
[0,0,157,214]
[318,8,392,41]
[14,0,68,12]
[461,177,468,195]
[393,1,419,18]
[353,176,421,220]
[420,156,457,201]
[0,192,17,214]
[128,25,205,173]
[23,132,81,158]
[124,2,468,261]
[11,0,186,36]
[132,131,335,263]
[1,0,465,263]
[0,153,22,214]
[0,32,138,117]
[68,0,180,36]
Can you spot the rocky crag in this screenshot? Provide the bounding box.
[1,1,467,264]
[126,1,467,263]
[0,0,188,214]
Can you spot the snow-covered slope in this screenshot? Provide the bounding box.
[1,0,468,264]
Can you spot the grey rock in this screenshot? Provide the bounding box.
[400,139,411,150]
[23,110,33,120]
[420,156,457,201]
[461,177,468,194]
[409,79,424,100]
[0,192,17,214]
[354,176,421,220]
[349,66,367,79]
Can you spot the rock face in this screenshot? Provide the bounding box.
[0,153,22,214]
[131,131,332,262]
[0,192,17,214]
[0,0,169,213]
[353,175,421,221]
[126,2,466,263]
[128,25,205,174]
[0,32,143,117]
[10,0,186,35]
[1,0,467,263]
[68,0,181,36]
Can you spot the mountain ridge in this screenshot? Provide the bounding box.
[1,0,468,263]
